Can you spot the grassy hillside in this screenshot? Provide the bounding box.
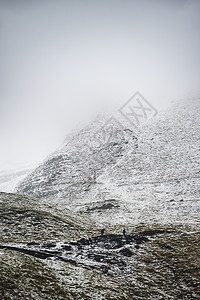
[0,192,97,243]
[0,193,200,299]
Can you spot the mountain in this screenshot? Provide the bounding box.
[72,97,200,228]
[16,114,138,200]
[16,97,200,229]
[2,97,199,299]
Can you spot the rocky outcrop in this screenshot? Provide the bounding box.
[0,230,173,273]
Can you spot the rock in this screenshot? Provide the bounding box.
[88,253,104,262]
[27,242,40,246]
[120,248,133,257]
[42,242,56,248]
[78,238,90,245]
[87,203,120,211]
[61,245,72,251]
[159,244,173,250]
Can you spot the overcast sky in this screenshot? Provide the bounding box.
[0,0,200,170]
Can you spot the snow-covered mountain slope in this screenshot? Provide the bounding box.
[16,98,200,229]
[70,98,200,228]
[16,115,138,199]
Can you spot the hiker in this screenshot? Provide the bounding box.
[101,228,105,236]
[123,228,126,237]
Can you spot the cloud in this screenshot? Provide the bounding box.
[0,0,199,169]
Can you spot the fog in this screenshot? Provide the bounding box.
[0,0,199,170]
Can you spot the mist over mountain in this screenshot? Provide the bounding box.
[1,0,200,170]
[16,97,200,228]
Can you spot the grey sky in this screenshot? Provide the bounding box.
[0,0,200,169]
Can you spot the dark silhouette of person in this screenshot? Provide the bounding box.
[123,228,126,237]
[101,228,105,236]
